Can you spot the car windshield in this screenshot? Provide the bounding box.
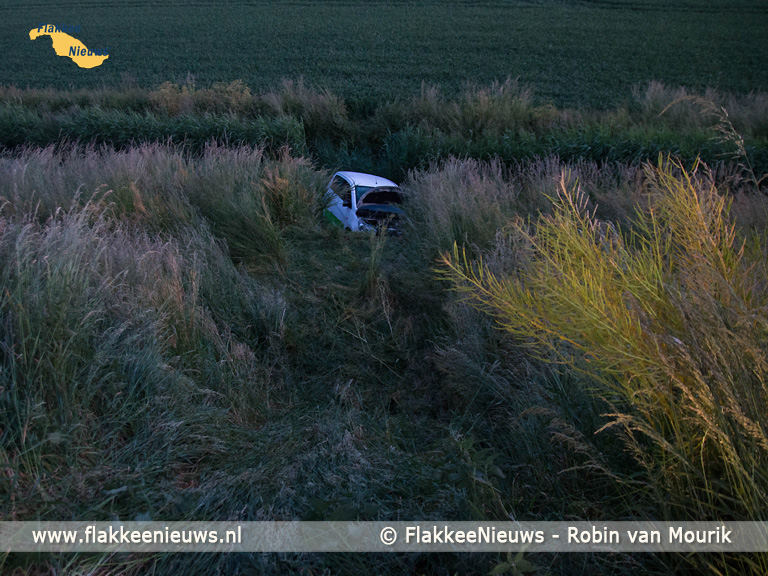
[355,186,374,198]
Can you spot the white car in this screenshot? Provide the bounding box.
[324,171,405,234]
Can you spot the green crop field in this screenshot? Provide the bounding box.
[2,0,768,107]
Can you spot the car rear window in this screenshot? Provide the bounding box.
[358,188,402,206]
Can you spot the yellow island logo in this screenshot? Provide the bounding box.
[29,24,109,69]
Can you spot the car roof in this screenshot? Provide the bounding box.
[336,171,398,188]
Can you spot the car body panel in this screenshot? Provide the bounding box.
[335,171,398,189]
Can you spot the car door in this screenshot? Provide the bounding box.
[326,174,354,229]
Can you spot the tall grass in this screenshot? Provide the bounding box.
[439,158,768,573]
[262,78,352,145]
[0,103,306,155]
[372,79,546,138]
[404,155,654,261]
[0,143,329,574]
[2,80,767,182]
[634,81,768,140]
[182,144,329,265]
[0,143,329,265]
[3,133,768,574]
[0,203,284,522]
[405,157,520,255]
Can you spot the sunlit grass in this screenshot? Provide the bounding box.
[440,158,768,573]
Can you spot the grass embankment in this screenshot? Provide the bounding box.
[2,80,768,182]
[2,141,766,574]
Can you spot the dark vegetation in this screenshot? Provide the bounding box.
[2,79,768,184]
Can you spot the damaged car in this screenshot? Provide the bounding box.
[324,171,405,234]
